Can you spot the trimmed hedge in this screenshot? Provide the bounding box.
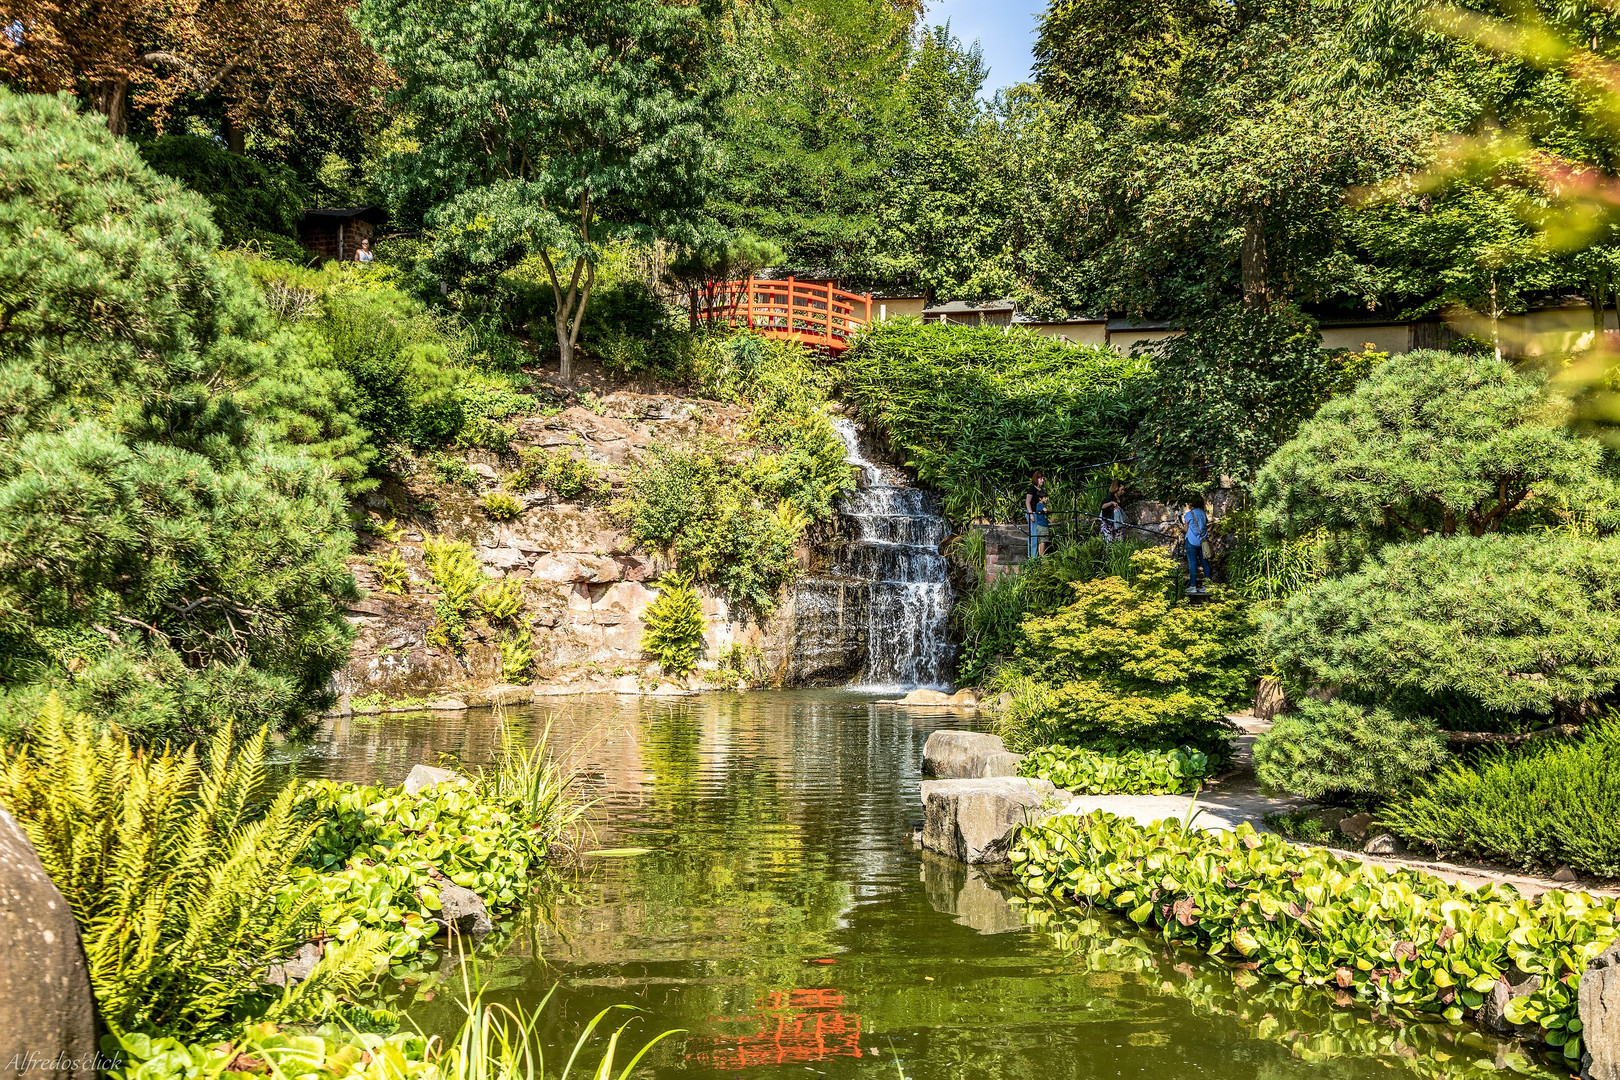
[1011,811,1618,1066]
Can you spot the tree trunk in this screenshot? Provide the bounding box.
[94,80,129,137]
[1241,215,1268,310]
[222,114,246,154]
[556,328,575,384]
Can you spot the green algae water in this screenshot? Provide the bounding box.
[285,691,1557,1080]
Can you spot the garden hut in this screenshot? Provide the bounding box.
[920,297,1018,327]
[297,205,386,262]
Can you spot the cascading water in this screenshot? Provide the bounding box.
[768,417,954,689]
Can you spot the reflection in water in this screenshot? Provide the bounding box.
[279,693,1556,1080]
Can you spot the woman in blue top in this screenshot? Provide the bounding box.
[1025,471,1050,558]
[1181,494,1211,592]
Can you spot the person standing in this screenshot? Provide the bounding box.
[1025,471,1051,558]
[354,237,374,264]
[1100,478,1126,542]
[1181,494,1211,592]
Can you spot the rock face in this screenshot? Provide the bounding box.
[263,940,324,987]
[922,730,1016,779]
[1583,942,1620,1080]
[430,881,493,937]
[919,777,1064,864]
[0,810,97,1069]
[402,764,461,795]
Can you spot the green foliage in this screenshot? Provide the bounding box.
[583,279,693,379]
[1256,350,1615,558]
[1133,304,1352,497]
[989,549,1255,753]
[619,446,805,612]
[422,538,486,650]
[1265,534,1620,725]
[641,574,707,676]
[1018,744,1212,795]
[840,321,1148,521]
[954,538,1153,685]
[427,451,479,487]
[137,135,309,252]
[373,550,410,594]
[499,628,535,683]
[481,491,523,521]
[318,291,465,448]
[0,90,358,742]
[1381,719,1620,878]
[1254,700,1450,802]
[476,578,524,624]
[508,446,607,501]
[0,698,381,1038]
[1010,811,1617,1066]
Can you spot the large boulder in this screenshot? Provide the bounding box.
[426,880,493,937]
[0,809,97,1069]
[923,730,1018,779]
[920,776,1065,864]
[402,764,461,795]
[1583,942,1620,1080]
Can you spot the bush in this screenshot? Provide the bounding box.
[482,491,524,520]
[989,549,1255,754]
[1018,744,1213,794]
[641,573,707,676]
[0,90,358,741]
[509,445,607,500]
[1255,350,1615,561]
[1254,700,1449,802]
[1380,719,1620,877]
[0,698,383,1037]
[1265,534,1620,727]
[841,321,1147,521]
[137,135,308,249]
[619,446,804,612]
[1011,810,1615,1067]
[319,291,465,448]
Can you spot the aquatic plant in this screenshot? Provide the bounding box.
[1017,744,1211,795]
[1011,810,1617,1067]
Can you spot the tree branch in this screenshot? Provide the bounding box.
[1445,724,1580,746]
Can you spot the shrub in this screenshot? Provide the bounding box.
[1266,534,1620,726]
[1380,719,1620,877]
[1256,350,1615,560]
[0,698,384,1037]
[641,573,707,676]
[1254,700,1449,802]
[137,135,308,249]
[989,549,1255,754]
[1018,744,1213,795]
[509,446,607,500]
[841,321,1147,521]
[319,291,464,448]
[1011,810,1616,1068]
[373,550,410,594]
[0,90,358,742]
[482,491,524,520]
[500,627,536,682]
[620,446,803,612]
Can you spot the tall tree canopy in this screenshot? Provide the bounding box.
[361,0,729,380]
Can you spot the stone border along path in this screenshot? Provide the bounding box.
[918,717,1620,900]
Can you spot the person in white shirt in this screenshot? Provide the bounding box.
[354,237,374,264]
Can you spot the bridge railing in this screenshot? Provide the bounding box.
[693,277,874,351]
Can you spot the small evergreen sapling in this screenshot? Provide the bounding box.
[641,574,707,676]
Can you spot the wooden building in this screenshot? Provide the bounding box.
[920,297,1018,327]
[298,206,386,263]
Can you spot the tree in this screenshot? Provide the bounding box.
[1256,350,1615,553]
[0,89,359,741]
[1133,303,1357,497]
[361,0,728,382]
[2,0,386,141]
[664,234,783,327]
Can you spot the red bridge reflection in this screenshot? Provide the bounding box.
[685,988,863,1069]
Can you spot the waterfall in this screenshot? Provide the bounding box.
[767,418,954,690]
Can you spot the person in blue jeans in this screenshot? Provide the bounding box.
[1182,494,1211,592]
[1025,471,1050,557]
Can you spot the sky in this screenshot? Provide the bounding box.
[924,0,1047,97]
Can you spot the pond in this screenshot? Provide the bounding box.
[282,691,1556,1080]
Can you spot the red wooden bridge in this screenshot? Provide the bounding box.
[692,277,874,353]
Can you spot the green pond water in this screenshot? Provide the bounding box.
[282,691,1557,1080]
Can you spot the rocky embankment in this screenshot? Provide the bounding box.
[336,389,789,703]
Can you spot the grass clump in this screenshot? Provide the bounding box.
[482,491,524,521]
[1380,719,1620,878]
[508,445,607,500]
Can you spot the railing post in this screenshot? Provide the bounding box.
[825,282,834,347]
[786,275,794,334]
[745,275,754,330]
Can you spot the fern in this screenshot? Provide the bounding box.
[500,627,535,682]
[0,696,382,1037]
[478,577,525,623]
[640,573,706,676]
[481,491,523,521]
[374,549,409,594]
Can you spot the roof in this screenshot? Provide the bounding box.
[1013,314,1106,326]
[299,206,387,227]
[922,297,1018,315]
